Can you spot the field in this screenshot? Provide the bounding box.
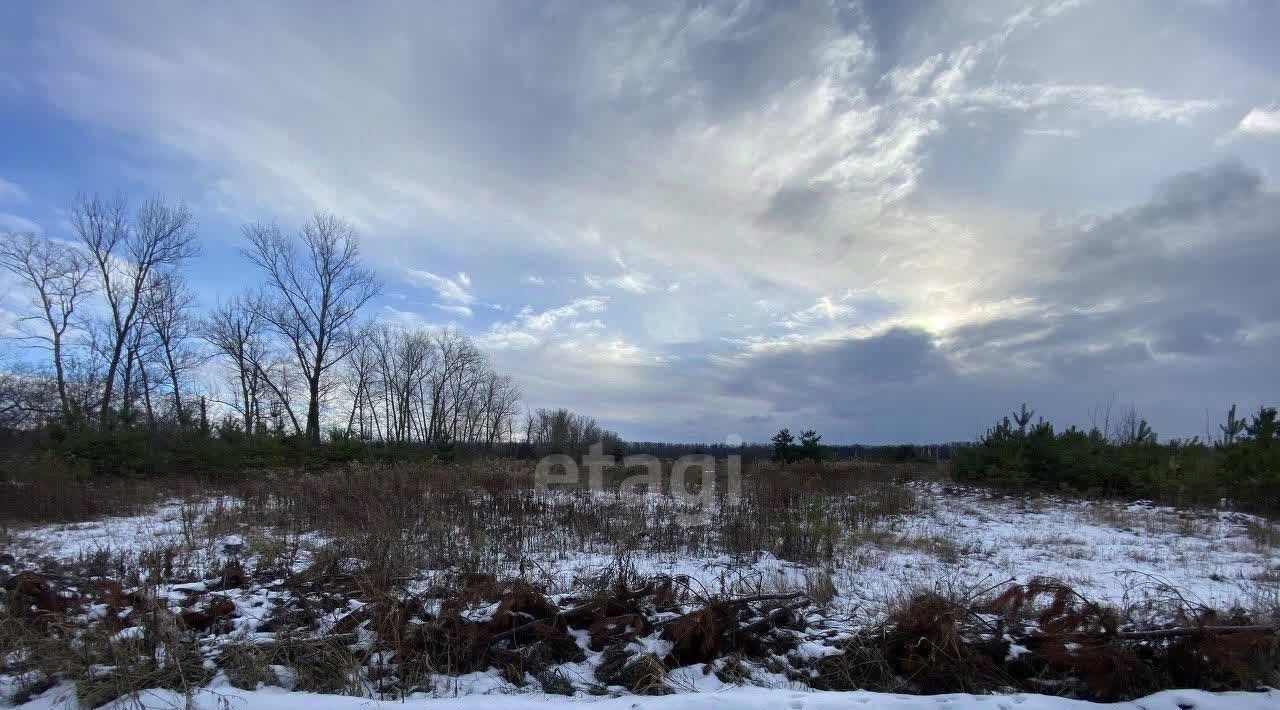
[2,460,1280,709]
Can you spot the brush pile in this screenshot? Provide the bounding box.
[811,577,1280,699]
[2,552,1278,706]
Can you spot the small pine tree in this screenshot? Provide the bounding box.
[1012,403,1035,433]
[799,429,823,461]
[771,428,795,463]
[1245,406,1277,449]
[1220,404,1246,446]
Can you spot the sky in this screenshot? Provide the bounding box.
[0,0,1278,444]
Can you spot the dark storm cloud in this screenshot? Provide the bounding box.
[1066,160,1268,264]
[985,161,1280,370]
[1140,160,1264,225]
[722,327,950,411]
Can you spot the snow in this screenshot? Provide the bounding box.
[4,483,1279,709]
[478,485,1280,623]
[9,487,1276,620]
[109,626,144,643]
[790,641,843,661]
[14,684,1280,710]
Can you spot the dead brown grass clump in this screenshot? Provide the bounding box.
[283,640,363,695]
[489,620,585,689]
[595,645,672,695]
[879,592,1010,694]
[410,612,494,675]
[1164,628,1280,691]
[4,572,67,618]
[660,602,735,666]
[488,581,558,633]
[967,578,1280,701]
[561,582,650,630]
[220,644,276,690]
[178,595,236,632]
[588,613,648,651]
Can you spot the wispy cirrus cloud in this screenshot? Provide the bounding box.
[404,268,474,317]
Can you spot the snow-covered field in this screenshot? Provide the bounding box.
[10,485,1277,617]
[14,684,1280,710]
[3,483,1279,709]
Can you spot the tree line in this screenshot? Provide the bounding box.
[0,193,522,451]
[955,402,1280,511]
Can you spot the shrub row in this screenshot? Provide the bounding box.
[953,405,1280,512]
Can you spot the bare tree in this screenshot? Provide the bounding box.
[73,194,199,427]
[341,332,379,439]
[145,272,203,426]
[1112,405,1155,446]
[337,324,520,449]
[0,231,94,421]
[524,407,619,456]
[118,321,155,428]
[203,294,270,434]
[481,372,521,447]
[0,367,62,428]
[242,213,380,444]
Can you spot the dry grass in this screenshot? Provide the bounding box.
[804,570,837,607]
[161,459,923,574]
[5,457,1278,704]
[1083,502,1226,541]
[1246,519,1280,551]
[0,592,209,708]
[2,456,919,574]
[0,454,186,526]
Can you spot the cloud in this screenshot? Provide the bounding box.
[380,305,436,331]
[724,327,950,400]
[1230,106,1280,137]
[699,157,1280,440]
[959,83,1223,124]
[778,294,858,329]
[1138,160,1263,225]
[1023,127,1079,138]
[0,212,40,234]
[480,296,610,351]
[0,178,26,203]
[433,303,474,319]
[1150,311,1243,356]
[519,297,608,333]
[949,160,1279,379]
[404,268,474,316]
[583,251,657,294]
[3,1,1277,441]
[584,271,656,294]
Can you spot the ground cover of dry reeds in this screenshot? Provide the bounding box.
[2,458,1279,706]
